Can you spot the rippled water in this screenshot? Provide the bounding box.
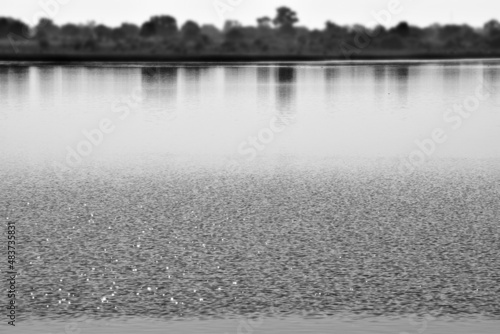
[1,61,499,330]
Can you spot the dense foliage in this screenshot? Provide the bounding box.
[1,7,500,56]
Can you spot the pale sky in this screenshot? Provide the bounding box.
[3,0,500,29]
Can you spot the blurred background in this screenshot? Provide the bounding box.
[1,0,500,57]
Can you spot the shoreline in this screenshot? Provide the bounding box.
[1,53,500,63]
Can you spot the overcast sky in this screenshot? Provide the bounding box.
[4,0,500,29]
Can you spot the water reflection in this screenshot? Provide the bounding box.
[373,65,387,91]
[395,65,409,104]
[442,64,461,93]
[60,67,85,108]
[385,65,410,119]
[183,66,203,82]
[6,66,30,115]
[482,64,500,85]
[141,66,178,84]
[373,65,388,115]
[0,66,9,112]
[0,62,499,161]
[110,68,139,96]
[324,67,340,117]
[395,65,409,80]
[8,66,30,90]
[37,66,58,104]
[277,66,295,83]
[352,65,371,80]
[482,65,500,106]
[224,66,255,100]
[184,67,212,113]
[257,67,272,115]
[9,65,30,78]
[141,67,178,122]
[275,67,296,118]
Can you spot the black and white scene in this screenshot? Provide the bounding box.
[1,0,500,333]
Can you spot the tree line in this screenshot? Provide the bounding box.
[1,7,500,56]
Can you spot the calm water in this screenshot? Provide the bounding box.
[1,60,500,332]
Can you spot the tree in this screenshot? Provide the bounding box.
[225,28,244,42]
[140,15,177,38]
[201,24,223,43]
[223,20,241,33]
[95,24,112,41]
[0,17,30,39]
[273,7,299,36]
[181,21,201,41]
[380,35,405,49]
[153,16,178,36]
[393,21,410,37]
[257,17,272,29]
[61,24,80,37]
[0,18,9,37]
[484,19,500,33]
[39,38,50,51]
[273,7,298,28]
[113,23,139,40]
[140,21,156,38]
[120,23,140,37]
[489,36,500,49]
[484,19,500,39]
[35,18,60,39]
[325,21,345,37]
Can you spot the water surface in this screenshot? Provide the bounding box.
[1,60,499,332]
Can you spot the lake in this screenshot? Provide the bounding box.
[1,60,499,333]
